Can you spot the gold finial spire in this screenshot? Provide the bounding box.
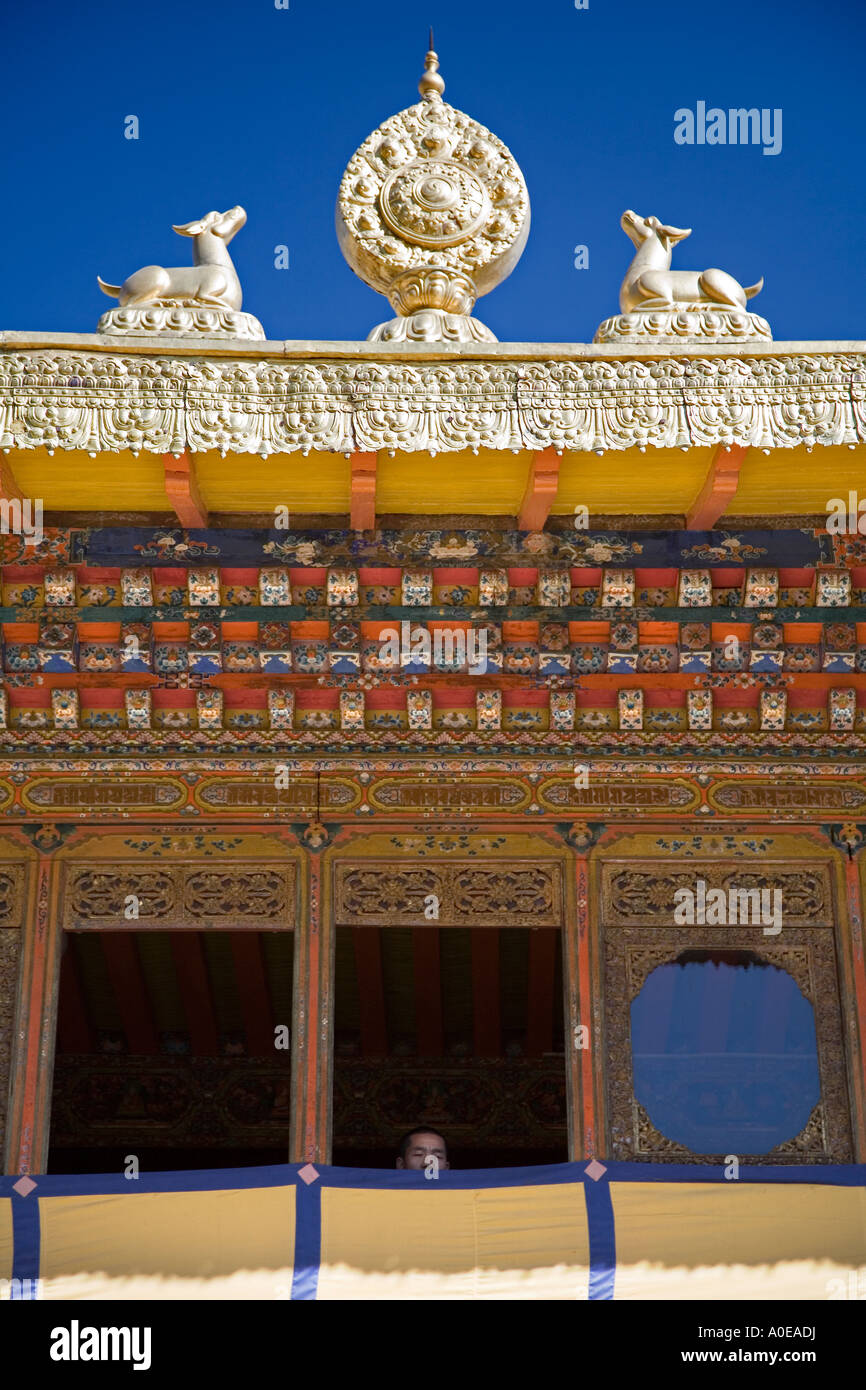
[418,30,445,100]
[337,33,530,341]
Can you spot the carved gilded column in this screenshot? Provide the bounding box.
[0,928,22,1166]
[4,855,62,1175]
[836,825,866,1159]
[290,835,332,1164]
[563,825,605,1159]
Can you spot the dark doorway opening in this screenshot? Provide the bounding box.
[47,928,293,1174]
[332,925,568,1168]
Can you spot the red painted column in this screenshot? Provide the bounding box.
[564,851,599,1159]
[290,847,331,1164]
[5,856,61,1175]
[844,852,866,1158]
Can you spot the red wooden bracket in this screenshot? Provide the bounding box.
[518,447,560,531]
[350,451,377,532]
[0,457,24,504]
[685,444,748,530]
[163,450,208,529]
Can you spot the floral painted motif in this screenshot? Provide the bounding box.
[678,569,712,606]
[479,570,508,606]
[435,584,475,605]
[637,644,678,673]
[120,568,153,606]
[504,707,545,729]
[267,690,294,729]
[816,570,852,607]
[577,709,615,730]
[645,708,685,730]
[3,582,43,606]
[328,568,359,606]
[618,688,643,730]
[368,710,405,729]
[44,570,75,606]
[610,622,638,652]
[680,622,711,650]
[550,691,575,730]
[436,709,473,730]
[188,568,220,606]
[52,688,79,729]
[503,643,538,675]
[744,568,779,607]
[538,571,570,607]
[476,689,501,731]
[784,645,821,672]
[682,535,767,563]
[572,645,607,674]
[829,688,857,730]
[222,643,258,672]
[79,583,120,606]
[751,622,783,650]
[759,689,787,730]
[125,688,151,729]
[788,708,826,730]
[601,569,635,608]
[154,643,188,674]
[196,689,223,730]
[402,570,432,606]
[339,692,365,730]
[292,641,329,673]
[80,643,121,673]
[407,690,433,730]
[133,532,220,561]
[259,568,292,605]
[712,641,749,672]
[222,584,257,606]
[687,690,712,730]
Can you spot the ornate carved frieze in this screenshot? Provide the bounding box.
[601,861,834,929]
[61,863,296,928]
[538,777,700,814]
[22,777,186,814]
[51,1056,292,1148]
[708,779,866,814]
[49,1054,565,1151]
[5,765,866,820]
[2,349,865,454]
[194,776,360,813]
[366,777,531,812]
[334,859,562,927]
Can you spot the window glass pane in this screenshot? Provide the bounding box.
[630,952,820,1154]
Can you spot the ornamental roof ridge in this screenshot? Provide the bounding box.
[335,39,530,345]
[1,342,865,455]
[2,333,865,361]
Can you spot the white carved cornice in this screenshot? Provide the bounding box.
[0,342,864,455]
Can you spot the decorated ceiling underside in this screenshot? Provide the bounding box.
[0,521,863,758]
[1,343,864,759]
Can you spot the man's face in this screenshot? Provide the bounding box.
[397,1131,449,1170]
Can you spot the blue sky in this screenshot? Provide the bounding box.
[2,0,863,343]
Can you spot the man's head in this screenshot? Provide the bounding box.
[396,1127,450,1170]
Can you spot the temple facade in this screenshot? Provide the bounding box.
[1,46,865,1298]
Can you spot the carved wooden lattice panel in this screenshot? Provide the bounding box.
[334,861,562,927]
[61,863,296,929]
[601,850,851,1164]
[0,929,22,1159]
[0,864,26,928]
[601,861,833,928]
